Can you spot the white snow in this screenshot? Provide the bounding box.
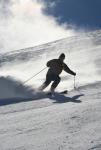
[0,30,101,150]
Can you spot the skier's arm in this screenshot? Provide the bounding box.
[63,63,76,76]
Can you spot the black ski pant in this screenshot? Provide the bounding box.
[42,72,61,90]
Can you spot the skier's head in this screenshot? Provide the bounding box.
[59,53,65,62]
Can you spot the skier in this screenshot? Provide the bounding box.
[39,53,76,94]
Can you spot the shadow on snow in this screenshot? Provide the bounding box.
[50,93,83,104]
[0,76,83,106]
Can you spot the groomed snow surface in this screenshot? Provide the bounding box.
[0,30,101,150]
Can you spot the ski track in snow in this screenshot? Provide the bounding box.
[0,30,101,150]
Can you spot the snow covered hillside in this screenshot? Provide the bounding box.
[0,30,101,150]
[0,30,101,93]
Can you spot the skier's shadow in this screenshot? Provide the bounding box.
[49,93,84,103]
[0,93,83,106]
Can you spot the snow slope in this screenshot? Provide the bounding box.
[0,30,101,91]
[0,30,101,150]
[0,82,101,150]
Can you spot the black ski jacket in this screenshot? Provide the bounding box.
[47,59,76,76]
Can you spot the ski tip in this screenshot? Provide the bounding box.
[60,90,68,94]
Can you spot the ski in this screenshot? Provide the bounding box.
[46,90,68,96]
[59,90,68,94]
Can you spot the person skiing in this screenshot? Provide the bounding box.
[39,53,76,94]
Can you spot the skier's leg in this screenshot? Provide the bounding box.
[39,73,51,91]
[40,80,51,91]
[51,76,61,92]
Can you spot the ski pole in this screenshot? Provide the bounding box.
[74,75,76,89]
[73,76,83,94]
[23,67,47,85]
